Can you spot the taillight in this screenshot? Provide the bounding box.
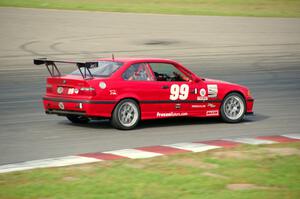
[80,87,96,96]
[46,84,52,93]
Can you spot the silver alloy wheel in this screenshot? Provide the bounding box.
[118,102,139,127]
[223,95,245,120]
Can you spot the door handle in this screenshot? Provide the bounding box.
[162,85,169,89]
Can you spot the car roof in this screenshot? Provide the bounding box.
[96,57,177,64]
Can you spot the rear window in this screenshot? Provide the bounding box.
[71,61,123,77]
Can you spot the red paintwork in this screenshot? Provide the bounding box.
[137,146,189,155]
[43,58,254,120]
[256,136,300,143]
[198,140,240,148]
[79,153,126,160]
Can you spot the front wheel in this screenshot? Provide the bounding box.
[220,93,246,123]
[111,99,140,130]
[66,115,90,124]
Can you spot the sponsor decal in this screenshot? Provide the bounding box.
[57,87,63,94]
[208,103,216,108]
[206,110,219,116]
[99,82,107,89]
[58,102,64,110]
[170,84,189,100]
[157,112,188,117]
[207,84,218,98]
[197,96,208,101]
[175,103,181,109]
[197,88,208,101]
[68,88,74,95]
[192,104,206,108]
[68,88,79,95]
[200,88,206,97]
[109,90,117,95]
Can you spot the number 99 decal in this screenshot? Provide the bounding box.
[170,84,189,100]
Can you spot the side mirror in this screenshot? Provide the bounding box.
[194,77,201,83]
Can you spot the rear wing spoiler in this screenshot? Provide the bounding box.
[33,58,98,79]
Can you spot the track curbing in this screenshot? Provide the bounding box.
[0,133,299,174]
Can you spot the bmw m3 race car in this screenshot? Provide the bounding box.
[34,57,254,130]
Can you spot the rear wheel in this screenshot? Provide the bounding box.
[66,115,90,124]
[220,93,246,123]
[111,99,140,130]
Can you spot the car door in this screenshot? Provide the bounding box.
[148,62,194,118]
[120,62,167,119]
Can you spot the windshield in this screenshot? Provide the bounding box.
[71,61,123,77]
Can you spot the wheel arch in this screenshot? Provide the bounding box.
[111,97,140,116]
[222,90,246,103]
[219,90,247,123]
[221,90,247,110]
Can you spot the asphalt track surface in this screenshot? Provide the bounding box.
[0,8,300,165]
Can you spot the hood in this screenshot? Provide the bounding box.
[204,78,233,84]
[203,78,248,91]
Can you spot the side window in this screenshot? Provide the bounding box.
[149,63,191,82]
[123,63,154,81]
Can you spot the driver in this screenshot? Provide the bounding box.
[173,72,192,82]
[127,63,151,81]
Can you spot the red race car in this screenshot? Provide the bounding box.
[34,57,254,130]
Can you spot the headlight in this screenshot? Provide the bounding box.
[247,90,252,97]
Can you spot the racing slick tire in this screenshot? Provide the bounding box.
[66,115,90,124]
[220,92,246,123]
[111,99,140,130]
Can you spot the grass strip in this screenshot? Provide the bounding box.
[0,0,300,18]
[1,142,300,198]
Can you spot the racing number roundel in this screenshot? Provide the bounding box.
[170,84,189,100]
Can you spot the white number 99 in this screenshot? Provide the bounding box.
[179,84,189,100]
[170,84,189,100]
[170,84,180,100]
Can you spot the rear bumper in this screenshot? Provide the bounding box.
[43,97,116,118]
[46,109,86,116]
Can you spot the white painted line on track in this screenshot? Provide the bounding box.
[223,138,277,145]
[103,149,162,159]
[164,142,220,152]
[0,156,101,173]
[281,133,300,140]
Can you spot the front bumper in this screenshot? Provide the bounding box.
[246,98,254,114]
